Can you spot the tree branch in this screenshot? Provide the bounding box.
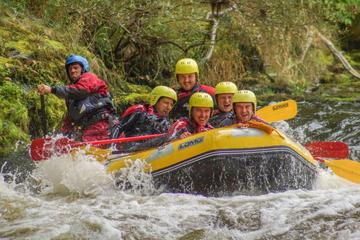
[285,27,314,71]
[313,27,360,79]
[202,3,237,62]
[286,26,360,80]
[203,18,219,61]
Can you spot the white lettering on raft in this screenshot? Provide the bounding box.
[178,136,204,150]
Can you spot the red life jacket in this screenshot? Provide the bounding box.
[168,118,213,141]
[55,72,115,132]
[171,84,215,119]
[122,104,154,118]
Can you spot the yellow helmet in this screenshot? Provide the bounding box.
[233,90,257,110]
[188,92,214,115]
[149,86,177,106]
[215,81,238,95]
[175,58,199,75]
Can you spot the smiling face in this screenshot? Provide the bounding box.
[234,102,254,123]
[191,107,212,127]
[154,97,175,117]
[177,73,197,91]
[67,63,83,82]
[216,93,234,112]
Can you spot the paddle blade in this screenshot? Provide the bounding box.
[304,141,349,159]
[30,137,77,161]
[323,159,360,184]
[256,99,297,123]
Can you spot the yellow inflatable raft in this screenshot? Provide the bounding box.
[104,123,318,196]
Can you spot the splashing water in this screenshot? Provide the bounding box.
[31,151,113,196]
[113,159,158,196]
[1,101,360,239]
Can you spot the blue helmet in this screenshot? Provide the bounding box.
[65,54,90,73]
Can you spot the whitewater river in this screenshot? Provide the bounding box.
[1,101,360,240]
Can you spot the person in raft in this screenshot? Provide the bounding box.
[230,90,267,124]
[209,81,238,128]
[110,85,177,139]
[37,54,116,142]
[170,58,215,119]
[109,86,177,152]
[167,92,214,140]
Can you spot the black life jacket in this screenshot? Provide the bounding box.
[110,105,171,139]
[68,93,115,125]
[209,110,234,128]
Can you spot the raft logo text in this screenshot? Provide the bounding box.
[272,102,288,111]
[178,137,204,150]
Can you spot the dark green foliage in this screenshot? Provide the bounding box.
[0,0,360,156]
[312,0,360,26]
[0,81,29,155]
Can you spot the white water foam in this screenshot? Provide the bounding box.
[272,120,360,191]
[2,106,360,239]
[314,167,359,190]
[32,150,112,196]
[0,174,16,197]
[112,159,157,196]
[273,120,308,144]
[2,156,360,239]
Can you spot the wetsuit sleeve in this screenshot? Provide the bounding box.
[51,74,101,100]
[51,85,89,100]
[167,120,189,141]
[110,111,144,139]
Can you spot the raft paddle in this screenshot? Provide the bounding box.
[316,158,360,184]
[30,133,165,161]
[40,95,48,136]
[304,141,349,159]
[256,99,297,123]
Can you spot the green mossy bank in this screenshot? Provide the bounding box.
[0,6,149,155]
[0,1,360,156]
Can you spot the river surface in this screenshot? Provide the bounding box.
[1,101,360,240]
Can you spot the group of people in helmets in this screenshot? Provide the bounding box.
[38,55,265,151]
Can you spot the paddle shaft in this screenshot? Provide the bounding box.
[30,133,166,161]
[71,133,166,147]
[40,95,48,136]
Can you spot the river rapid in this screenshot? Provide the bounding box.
[1,101,360,240]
